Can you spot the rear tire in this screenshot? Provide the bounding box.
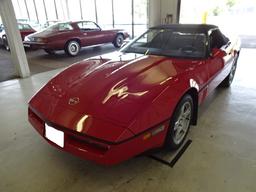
[2,35,10,51]
[219,53,239,87]
[165,95,193,150]
[65,40,80,56]
[113,34,124,48]
[44,49,55,55]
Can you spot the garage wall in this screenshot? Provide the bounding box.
[148,0,179,27]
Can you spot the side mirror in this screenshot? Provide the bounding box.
[211,48,226,58]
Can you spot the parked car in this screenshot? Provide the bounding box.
[28,24,240,165]
[17,18,42,31]
[23,21,130,56]
[0,23,36,51]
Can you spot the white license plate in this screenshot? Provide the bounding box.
[45,124,64,148]
[24,44,30,47]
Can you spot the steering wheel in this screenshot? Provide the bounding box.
[180,46,197,53]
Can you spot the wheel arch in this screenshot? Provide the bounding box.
[183,88,198,125]
[65,38,81,47]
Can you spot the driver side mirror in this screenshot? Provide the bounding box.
[211,48,227,58]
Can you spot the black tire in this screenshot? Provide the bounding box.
[64,40,81,56]
[165,94,193,150]
[2,35,10,51]
[113,34,124,48]
[219,53,239,87]
[44,49,55,55]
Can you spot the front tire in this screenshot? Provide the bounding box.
[113,34,124,48]
[165,95,193,150]
[65,40,80,56]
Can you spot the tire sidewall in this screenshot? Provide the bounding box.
[165,94,193,150]
[66,40,80,56]
[114,34,124,48]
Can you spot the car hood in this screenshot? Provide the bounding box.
[29,52,194,142]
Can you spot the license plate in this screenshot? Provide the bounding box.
[45,124,64,148]
[24,44,30,47]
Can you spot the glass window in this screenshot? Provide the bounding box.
[44,0,58,20]
[81,0,96,21]
[12,0,29,19]
[34,0,47,23]
[26,0,38,21]
[96,0,112,28]
[67,0,81,20]
[18,24,23,30]
[134,0,148,24]
[55,0,68,20]
[77,21,100,31]
[113,0,132,24]
[58,23,74,31]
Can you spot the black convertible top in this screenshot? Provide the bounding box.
[150,24,218,35]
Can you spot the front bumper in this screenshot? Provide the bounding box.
[28,107,168,165]
[23,41,50,49]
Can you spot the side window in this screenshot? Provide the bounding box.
[18,24,23,30]
[77,22,100,31]
[23,24,32,30]
[210,30,229,50]
[58,23,73,31]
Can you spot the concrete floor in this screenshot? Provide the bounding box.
[0,44,116,82]
[0,48,256,192]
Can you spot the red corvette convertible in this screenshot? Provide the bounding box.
[23,21,129,56]
[28,24,240,165]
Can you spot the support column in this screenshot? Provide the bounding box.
[148,0,161,27]
[0,0,30,78]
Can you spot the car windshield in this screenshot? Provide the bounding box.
[121,29,207,58]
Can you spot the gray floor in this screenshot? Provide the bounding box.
[0,48,256,192]
[0,44,116,82]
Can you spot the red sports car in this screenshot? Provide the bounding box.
[23,21,129,56]
[0,23,36,51]
[28,24,240,165]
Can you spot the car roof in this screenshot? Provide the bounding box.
[150,24,218,35]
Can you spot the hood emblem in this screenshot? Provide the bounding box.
[69,97,80,105]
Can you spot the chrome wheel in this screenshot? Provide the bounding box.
[67,41,80,56]
[172,101,192,145]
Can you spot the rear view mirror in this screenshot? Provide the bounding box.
[211,48,226,58]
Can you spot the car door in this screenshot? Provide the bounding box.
[206,29,234,93]
[77,21,105,46]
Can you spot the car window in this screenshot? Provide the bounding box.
[210,29,229,49]
[58,23,74,31]
[77,22,100,31]
[22,24,33,30]
[18,24,23,30]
